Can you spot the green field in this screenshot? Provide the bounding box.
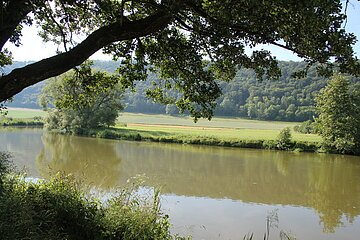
[116,113,320,142]
[117,112,299,130]
[120,124,320,142]
[6,108,299,130]
[5,108,46,118]
[3,108,321,143]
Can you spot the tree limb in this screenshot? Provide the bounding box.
[0,0,33,50]
[184,0,307,58]
[0,10,172,102]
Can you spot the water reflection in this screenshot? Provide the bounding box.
[36,133,122,189]
[110,143,360,233]
[1,129,360,237]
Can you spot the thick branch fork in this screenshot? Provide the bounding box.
[0,11,172,102]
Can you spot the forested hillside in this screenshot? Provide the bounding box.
[215,62,326,121]
[3,61,328,121]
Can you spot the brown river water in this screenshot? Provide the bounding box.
[1,128,360,240]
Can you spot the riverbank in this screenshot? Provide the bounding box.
[0,117,44,127]
[77,126,320,153]
[1,109,322,152]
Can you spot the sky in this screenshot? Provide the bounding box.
[5,1,360,62]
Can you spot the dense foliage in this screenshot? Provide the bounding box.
[39,62,124,133]
[1,0,359,120]
[216,62,325,121]
[315,75,360,154]
[293,120,317,134]
[276,127,293,150]
[124,61,327,121]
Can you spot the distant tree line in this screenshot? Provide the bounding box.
[5,61,356,122]
[124,61,329,122]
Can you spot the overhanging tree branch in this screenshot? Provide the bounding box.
[0,10,172,102]
[1,0,358,119]
[0,0,33,50]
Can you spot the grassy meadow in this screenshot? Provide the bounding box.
[120,123,320,142]
[115,113,320,142]
[117,112,299,130]
[5,108,46,118]
[0,108,44,127]
[2,108,321,143]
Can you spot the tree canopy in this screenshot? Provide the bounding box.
[39,62,124,132]
[315,75,360,154]
[1,0,359,119]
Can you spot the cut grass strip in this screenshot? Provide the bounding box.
[117,113,300,130]
[5,108,45,118]
[122,124,321,142]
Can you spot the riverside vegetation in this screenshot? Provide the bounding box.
[0,151,188,240]
[0,116,43,127]
[3,61,360,154]
[1,108,320,152]
[77,126,319,153]
[2,78,354,155]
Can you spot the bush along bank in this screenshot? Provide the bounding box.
[76,127,320,153]
[0,117,320,153]
[0,117,44,127]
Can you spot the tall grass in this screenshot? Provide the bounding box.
[243,210,296,240]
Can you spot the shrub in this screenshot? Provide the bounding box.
[262,140,277,149]
[102,186,175,239]
[116,122,128,127]
[96,129,119,139]
[0,152,13,190]
[276,127,292,150]
[0,173,104,240]
[293,120,315,134]
[0,152,12,175]
[293,141,318,152]
[131,133,142,141]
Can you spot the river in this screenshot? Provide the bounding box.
[1,128,360,240]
